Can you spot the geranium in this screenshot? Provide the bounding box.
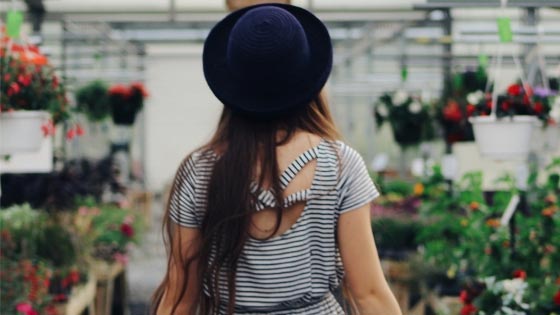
[108,82,149,125]
[0,44,70,123]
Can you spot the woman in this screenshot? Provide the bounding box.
[152,4,402,315]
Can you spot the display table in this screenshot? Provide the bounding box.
[91,260,127,315]
[54,275,97,315]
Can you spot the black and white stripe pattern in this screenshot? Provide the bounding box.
[169,140,379,314]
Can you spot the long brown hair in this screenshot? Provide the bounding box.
[151,93,340,314]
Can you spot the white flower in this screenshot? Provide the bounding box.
[408,101,423,114]
[502,278,525,294]
[392,89,409,105]
[376,103,389,117]
[467,90,484,105]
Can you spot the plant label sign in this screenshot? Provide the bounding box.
[500,194,520,226]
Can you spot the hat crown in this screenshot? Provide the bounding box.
[226,6,310,84]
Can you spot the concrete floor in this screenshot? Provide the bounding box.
[127,197,167,315]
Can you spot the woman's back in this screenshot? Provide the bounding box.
[153,4,401,315]
[168,133,379,314]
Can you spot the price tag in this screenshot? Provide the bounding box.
[6,10,24,38]
[500,194,520,226]
[497,17,513,43]
[478,54,489,68]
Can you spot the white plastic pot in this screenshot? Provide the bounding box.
[536,124,560,153]
[469,115,538,160]
[0,111,49,155]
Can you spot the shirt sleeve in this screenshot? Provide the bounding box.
[337,143,380,214]
[168,154,200,228]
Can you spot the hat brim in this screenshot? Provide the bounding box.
[203,3,332,117]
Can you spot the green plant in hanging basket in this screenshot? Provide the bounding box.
[75,80,111,122]
[374,90,432,148]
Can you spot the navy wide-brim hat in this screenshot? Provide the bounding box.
[203,3,333,118]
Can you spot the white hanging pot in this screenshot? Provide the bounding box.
[0,110,49,155]
[469,115,538,160]
[542,124,560,153]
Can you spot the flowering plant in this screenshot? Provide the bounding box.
[108,82,149,125]
[439,66,488,143]
[471,83,555,126]
[0,259,58,315]
[374,90,434,147]
[418,158,560,313]
[75,204,142,264]
[0,43,69,124]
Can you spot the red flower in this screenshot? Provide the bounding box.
[466,104,476,116]
[443,101,463,122]
[67,270,80,284]
[66,128,76,140]
[7,82,20,96]
[44,305,58,315]
[507,84,522,96]
[53,293,68,302]
[109,84,130,98]
[120,223,134,238]
[554,290,560,305]
[3,73,10,82]
[52,76,59,88]
[130,82,149,97]
[459,290,472,303]
[41,120,55,137]
[534,102,544,114]
[513,269,527,280]
[75,124,85,136]
[460,303,477,315]
[17,74,32,87]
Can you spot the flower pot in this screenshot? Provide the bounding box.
[0,111,49,155]
[532,124,560,153]
[469,115,538,160]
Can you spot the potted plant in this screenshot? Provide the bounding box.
[75,80,111,122]
[469,82,544,160]
[108,82,148,126]
[439,66,488,144]
[0,43,70,155]
[374,90,432,148]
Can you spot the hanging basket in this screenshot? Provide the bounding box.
[469,115,538,160]
[0,110,49,155]
[532,124,560,153]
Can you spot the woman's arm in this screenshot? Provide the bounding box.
[338,204,402,315]
[156,225,201,315]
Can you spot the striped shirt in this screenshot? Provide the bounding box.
[169,139,379,314]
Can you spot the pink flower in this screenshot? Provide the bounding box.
[78,206,89,216]
[89,207,101,216]
[66,128,76,140]
[113,252,129,265]
[75,124,85,136]
[123,215,135,225]
[41,120,55,137]
[16,302,37,315]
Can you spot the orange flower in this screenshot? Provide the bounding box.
[469,201,480,211]
[542,206,556,217]
[413,183,424,196]
[486,218,501,228]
